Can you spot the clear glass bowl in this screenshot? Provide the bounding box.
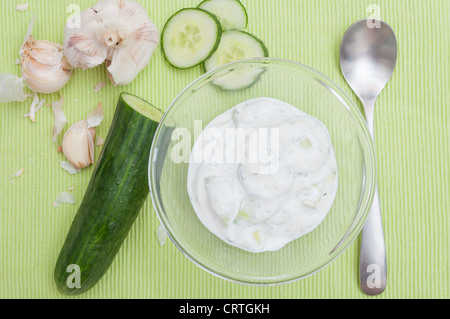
[149,58,376,285]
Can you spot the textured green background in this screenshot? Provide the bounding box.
[0,0,449,299]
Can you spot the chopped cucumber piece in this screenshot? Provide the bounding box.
[203,30,269,90]
[198,0,248,31]
[162,8,222,69]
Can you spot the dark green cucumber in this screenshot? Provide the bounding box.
[54,93,163,295]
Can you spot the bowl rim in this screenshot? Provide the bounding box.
[148,57,377,285]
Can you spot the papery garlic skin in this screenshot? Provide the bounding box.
[24,92,46,122]
[0,73,29,103]
[62,120,96,170]
[63,0,159,86]
[21,36,73,94]
[53,191,76,208]
[51,95,67,142]
[16,4,30,12]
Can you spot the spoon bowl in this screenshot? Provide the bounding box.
[340,19,397,102]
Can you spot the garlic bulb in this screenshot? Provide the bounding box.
[63,0,159,86]
[62,120,96,170]
[20,18,73,94]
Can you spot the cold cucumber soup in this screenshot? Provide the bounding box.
[187,97,338,253]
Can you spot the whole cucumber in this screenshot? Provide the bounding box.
[54,93,163,295]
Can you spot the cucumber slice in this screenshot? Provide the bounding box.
[203,30,269,90]
[198,0,248,31]
[162,8,222,69]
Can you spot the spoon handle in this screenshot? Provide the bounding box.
[360,100,387,295]
[360,186,387,295]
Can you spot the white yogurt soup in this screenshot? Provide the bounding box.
[187,97,338,253]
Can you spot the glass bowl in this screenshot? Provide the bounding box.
[149,58,376,285]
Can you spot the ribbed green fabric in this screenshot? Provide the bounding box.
[0,0,449,298]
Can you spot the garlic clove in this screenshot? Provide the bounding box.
[62,120,96,170]
[61,102,103,169]
[21,36,73,94]
[20,17,72,94]
[27,40,66,65]
[63,0,159,86]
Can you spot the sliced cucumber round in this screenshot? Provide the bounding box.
[203,30,269,91]
[198,0,248,31]
[162,8,222,69]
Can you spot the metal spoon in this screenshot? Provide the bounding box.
[339,18,397,295]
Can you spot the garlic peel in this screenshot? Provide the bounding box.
[87,102,104,128]
[51,95,67,142]
[24,92,45,122]
[20,15,36,56]
[16,4,29,12]
[94,81,106,92]
[60,161,81,175]
[96,136,105,147]
[64,0,159,86]
[156,224,168,247]
[53,191,76,208]
[8,168,25,184]
[10,168,25,179]
[0,73,30,103]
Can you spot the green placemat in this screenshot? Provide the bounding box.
[0,0,449,299]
